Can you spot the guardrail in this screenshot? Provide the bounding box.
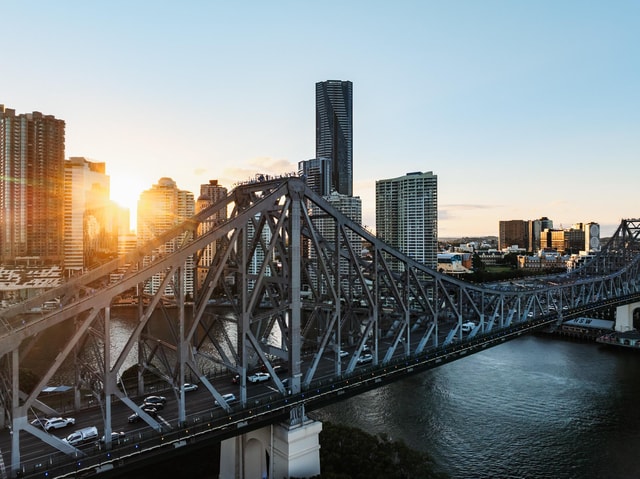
[17,317,557,478]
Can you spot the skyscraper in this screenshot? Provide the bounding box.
[298,158,332,197]
[309,191,363,295]
[0,104,65,264]
[63,157,117,276]
[137,177,195,297]
[196,179,228,290]
[315,80,353,196]
[376,171,438,270]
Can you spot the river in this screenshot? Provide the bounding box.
[28,313,640,478]
[314,335,640,479]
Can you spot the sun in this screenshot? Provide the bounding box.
[109,174,149,232]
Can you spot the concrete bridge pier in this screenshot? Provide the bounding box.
[615,301,640,332]
[219,415,322,479]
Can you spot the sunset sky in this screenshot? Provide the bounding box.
[2,1,638,237]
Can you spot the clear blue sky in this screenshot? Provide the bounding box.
[2,1,638,237]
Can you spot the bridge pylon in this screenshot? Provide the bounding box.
[219,406,322,479]
[615,302,640,332]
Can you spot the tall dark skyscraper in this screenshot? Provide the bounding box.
[315,80,353,196]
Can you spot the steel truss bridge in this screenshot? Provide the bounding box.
[1,176,640,478]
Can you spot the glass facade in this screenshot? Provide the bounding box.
[315,80,353,197]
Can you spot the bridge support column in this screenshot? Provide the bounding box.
[615,302,640,332]
[219,418,322,479]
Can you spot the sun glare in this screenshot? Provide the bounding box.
[110,176,147,232]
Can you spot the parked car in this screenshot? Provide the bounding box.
[44,417,75,432]
[356,353,373,365]
[181,383,198,392]
[214,393,237,406]
[247,372,270,383]
[62,426,98,446]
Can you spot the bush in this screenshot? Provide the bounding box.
[315,422,448,479]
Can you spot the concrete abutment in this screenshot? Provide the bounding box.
[219,418,322,479]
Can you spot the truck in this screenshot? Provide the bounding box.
[62,426,98,446]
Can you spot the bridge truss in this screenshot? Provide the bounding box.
[1,176,640,473]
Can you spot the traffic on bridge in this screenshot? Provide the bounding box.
[1,177,640,478]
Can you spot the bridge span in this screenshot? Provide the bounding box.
[1,177,640,478]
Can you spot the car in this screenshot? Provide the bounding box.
[181,383,198,392]
[44,417,75,431]
[356,353,373,365]
[232,374,240,384]
[247,372,270,383]
[141,403,159,413]
[143,395,166,406]
[100,431,126,443]
[214,393,237,406]
[30,417,49,429]
[128,407,157,423]
[143,399,164,410]
[461,321,476,333]
[339,350,349,358]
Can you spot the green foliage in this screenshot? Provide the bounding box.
[471,253,485,272]
[312,422,448,479]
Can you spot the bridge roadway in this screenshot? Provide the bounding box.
[1,180,638,479]
[0,294,630,479]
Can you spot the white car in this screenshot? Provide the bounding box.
[44,417,75,431]
[339,350,349,358]
[461,321,476,333]
[356,353,373,364]
[181,383,198,392]
[215,393,237,406]
[247,372,270,383]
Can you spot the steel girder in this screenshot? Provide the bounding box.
[1,177,640,469]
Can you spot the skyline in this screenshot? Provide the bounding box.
[2,2,638,237]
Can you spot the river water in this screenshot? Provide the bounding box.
[29,313,640,478]
[314,335,640,479]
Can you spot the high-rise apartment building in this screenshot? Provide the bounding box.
[137,177,195,297]
[376,171,438,270]
[196,180,228,290]
[316,80,353,196]
[63,157,118,276]
[298,158,332,197]
[310,192,363,295]
[0,104,65,264]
